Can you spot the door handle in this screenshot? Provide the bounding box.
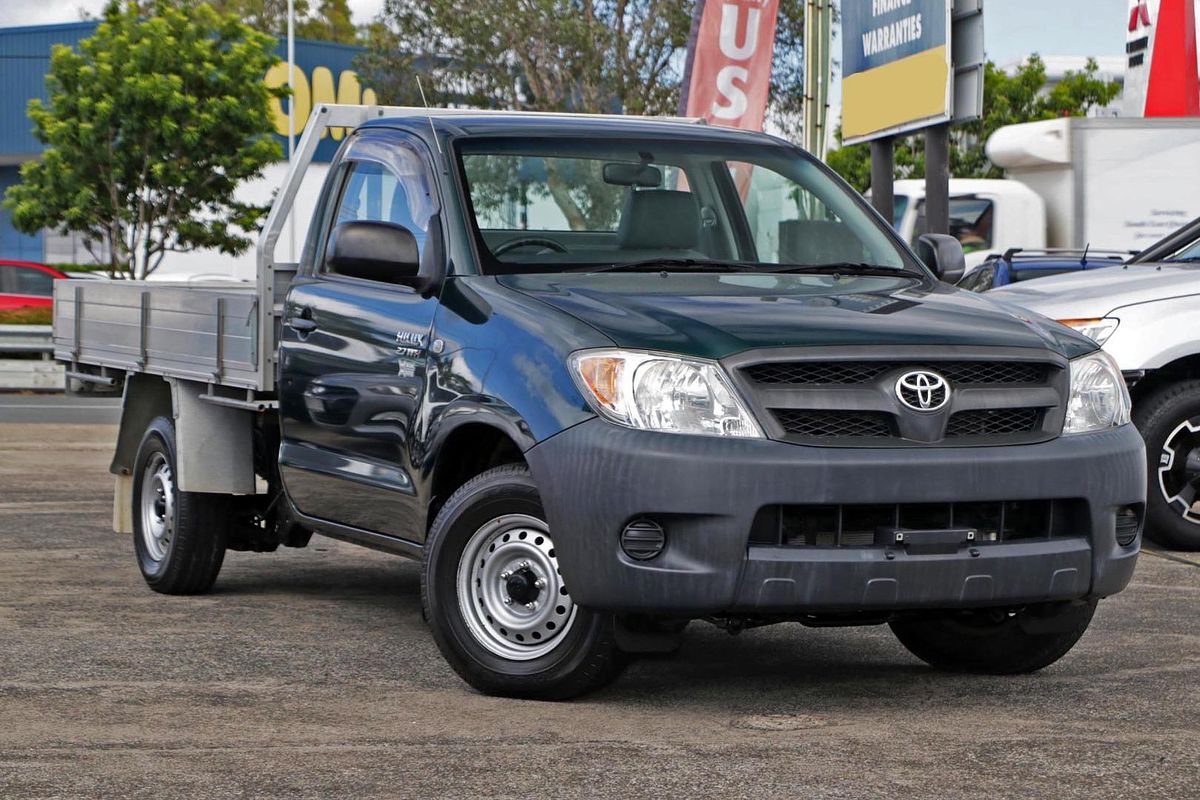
[289,308,318,334]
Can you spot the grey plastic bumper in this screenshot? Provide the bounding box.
[525,420,1145,614]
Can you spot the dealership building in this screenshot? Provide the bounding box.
[0,21,372,272]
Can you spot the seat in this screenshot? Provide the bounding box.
[616,190,701,251]
[779,220,867,264]
[388,182,428,255]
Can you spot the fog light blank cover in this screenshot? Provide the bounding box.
[621,519,666,560]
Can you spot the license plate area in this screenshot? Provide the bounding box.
[879,527,978,555]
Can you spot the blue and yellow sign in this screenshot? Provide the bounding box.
[841,0,952,144]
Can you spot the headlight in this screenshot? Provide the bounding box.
[569,349,763,438]
[1063,350,1131,435]
[1058,317,1119,345]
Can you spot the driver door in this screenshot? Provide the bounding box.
[278,129,441,542]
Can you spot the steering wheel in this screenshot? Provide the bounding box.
[494,237,569,256]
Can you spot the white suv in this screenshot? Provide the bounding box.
[993,220,1200,549]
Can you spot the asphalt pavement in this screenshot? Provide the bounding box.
[1,421,1197,799]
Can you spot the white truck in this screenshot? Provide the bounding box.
[993,217,1200,550]
[892,117,1200,268]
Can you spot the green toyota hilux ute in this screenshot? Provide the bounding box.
[60,108,1145,699]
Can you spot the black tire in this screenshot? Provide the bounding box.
[1133,380,1200,550]
[131,416,228,594]
[422,464,625,700]
[889,600,1098,674]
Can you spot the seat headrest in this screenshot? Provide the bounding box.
[617,190,700,250]
[779,220,867,264]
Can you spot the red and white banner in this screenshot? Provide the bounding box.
[681,0,781,130]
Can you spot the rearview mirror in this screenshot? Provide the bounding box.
[603,162,662,187]
[326,221,420,284]
[916,234,966,283]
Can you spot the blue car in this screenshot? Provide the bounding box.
[956,248,1129,292]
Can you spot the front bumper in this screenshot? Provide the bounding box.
[525,419,1145,614]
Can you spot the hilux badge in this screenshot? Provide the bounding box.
[896,370,950,411]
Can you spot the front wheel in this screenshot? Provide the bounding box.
[422,464,625,699]
[1133,380,1200,550]
[889,600,1098,674]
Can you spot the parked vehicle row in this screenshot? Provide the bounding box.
[955,248,1129,293]
[993,217,1200,550]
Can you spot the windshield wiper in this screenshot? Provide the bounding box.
[583,258,768,274]
[581,258,908,275]
[760,262,911,276]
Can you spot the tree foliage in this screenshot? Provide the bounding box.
[4,1,286,278]
[95,0,360,43]
[828,56,1123,192]
[356,0,808,228]
[357,0,806,122]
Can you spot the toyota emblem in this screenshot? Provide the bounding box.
[896,370,950,411]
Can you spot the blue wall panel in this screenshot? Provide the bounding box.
[0,166,44,261]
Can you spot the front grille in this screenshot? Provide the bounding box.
[732,351,1065,447]
[749,500,1084,548]
[745,360,1049,386]
[946,408,1043,437]
[773,409,892,438]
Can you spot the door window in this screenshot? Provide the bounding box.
[911,197,995,254]
[13,266,55,296]
[325,146,434,274]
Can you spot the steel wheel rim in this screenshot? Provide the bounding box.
[1159,418,1200,525]
[140,452,175,562]
[456,513,577,661]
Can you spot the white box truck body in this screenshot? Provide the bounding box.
[891,117,1200,269]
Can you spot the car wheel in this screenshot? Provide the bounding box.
[889,600,1097,674]
[422,464,625,699]
[131,416,228,594]
[1133,380,1200,550]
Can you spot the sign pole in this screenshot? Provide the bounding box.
[925,123,950,235]
[870,137,895,225]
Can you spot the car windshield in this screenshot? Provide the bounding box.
[455,136,914,275]
[1165,236,1200,262]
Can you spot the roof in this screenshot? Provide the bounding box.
[360,112,789,146]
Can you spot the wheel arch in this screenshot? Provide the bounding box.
[425,417,529,532]
[1130,352,1200,405]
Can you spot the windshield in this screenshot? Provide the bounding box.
[455,136,913,275]
[1164,237,1200,262]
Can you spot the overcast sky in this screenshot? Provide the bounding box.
[1,0,1128,65]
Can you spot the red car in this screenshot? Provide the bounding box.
[0,260,66,311]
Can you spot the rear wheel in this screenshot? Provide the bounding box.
[1133,380,1200,550]
[422,464,625,699]
[889,600,1097,674]
[131,416,228,594]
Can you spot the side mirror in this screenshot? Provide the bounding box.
[326,221,420,284]
[916,233,966,283]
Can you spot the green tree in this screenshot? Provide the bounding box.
[828,55,1123,192]
[296,0,356,44]
[5,1,286,278]
[93,0,361,44]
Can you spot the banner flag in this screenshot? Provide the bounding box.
[681,0,781,131]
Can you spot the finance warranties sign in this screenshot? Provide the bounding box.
[841,0,952,144]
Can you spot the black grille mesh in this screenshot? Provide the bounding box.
[746,360,1048,386]
[773,409,892,438]
[749,499,1084,547]
[946,408,1042,437]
